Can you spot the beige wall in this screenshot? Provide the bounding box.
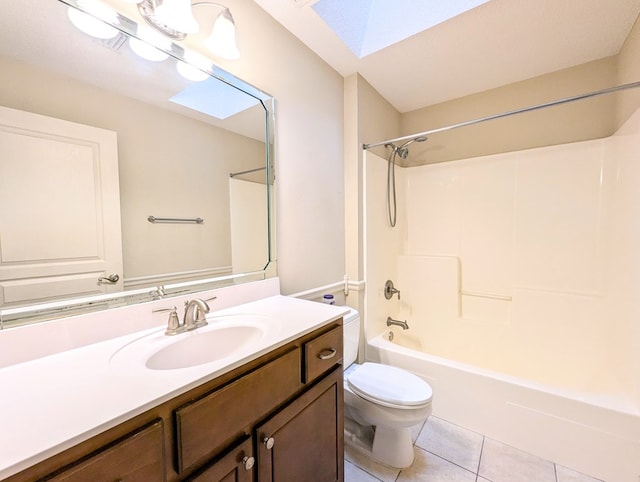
[617,15,640,126]
[92,0,347,295]
[344,74,401,315]
[400,57,618,165]
[0,55,265,285]
[222,0,346,295]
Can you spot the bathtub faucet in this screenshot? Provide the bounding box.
[386,316,409,330]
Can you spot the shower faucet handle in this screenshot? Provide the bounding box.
[384,280,401,300]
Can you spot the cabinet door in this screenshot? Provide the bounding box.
[256,367,344,482]
[188,437,254,482]
[44,420,164,482]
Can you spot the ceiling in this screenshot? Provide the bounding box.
[254,0,640,113]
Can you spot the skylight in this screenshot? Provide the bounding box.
[312,0,491,58]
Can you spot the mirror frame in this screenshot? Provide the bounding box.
[0,0,276,328]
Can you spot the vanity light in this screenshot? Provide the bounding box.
[203,7,239,60]
[129,28,171,61]
[176,52,211,81]
[135,0,240,60]
[67,1,119,39]
[154,0,199,34]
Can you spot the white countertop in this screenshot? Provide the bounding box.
[0,294,348,479]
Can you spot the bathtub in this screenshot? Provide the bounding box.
[367,329,640,482]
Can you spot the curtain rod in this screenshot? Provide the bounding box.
[362,80,640,150]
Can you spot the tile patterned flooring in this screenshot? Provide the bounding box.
[344,417,603,482]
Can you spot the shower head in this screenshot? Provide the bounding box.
[399,136,428,149]
[397,136,427,159]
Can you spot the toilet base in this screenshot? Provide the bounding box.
[372,425,415,468]
[344,416,416,469]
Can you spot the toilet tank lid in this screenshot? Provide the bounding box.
[341,307,359,324]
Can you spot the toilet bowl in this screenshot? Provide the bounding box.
[342,308,433,468]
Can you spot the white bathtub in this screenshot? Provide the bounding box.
[367,329,640,482]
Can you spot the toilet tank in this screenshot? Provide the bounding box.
[343,308,360,368]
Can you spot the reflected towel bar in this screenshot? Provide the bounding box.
[147,216,204,224]
[230,166,266,178]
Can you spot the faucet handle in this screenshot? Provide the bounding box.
[384,280,401,300]
[153,306,185,336]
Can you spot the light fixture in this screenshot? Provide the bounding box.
[136,0,240,59]
[129,27,171,61]
[176,51,212,81]
[67,0,119,39]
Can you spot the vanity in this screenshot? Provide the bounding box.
[0,281,347,482]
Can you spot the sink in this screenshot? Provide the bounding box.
[146,325,264,370]
[110,315,272,371]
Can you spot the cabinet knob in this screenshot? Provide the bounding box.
[242,456,255,470]
[263,436,275,450]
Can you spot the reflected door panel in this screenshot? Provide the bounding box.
[0,106,123,305]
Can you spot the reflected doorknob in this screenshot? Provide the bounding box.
[98,273,120,284]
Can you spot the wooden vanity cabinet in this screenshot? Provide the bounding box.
[256,367,343,482]
[44,420,165,482]
[4,318,344,482]
[187,437,254,482]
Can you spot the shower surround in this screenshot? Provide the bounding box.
[363,108,640,481]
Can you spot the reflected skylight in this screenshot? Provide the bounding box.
[170,77,260,120]
[312,0,491,58]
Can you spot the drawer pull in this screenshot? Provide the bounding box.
[318,348,337,360]
[263,436,275,450]
[242,456,255,470]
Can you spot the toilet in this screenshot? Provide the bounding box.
[342,308,433,468]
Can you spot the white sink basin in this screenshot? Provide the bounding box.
[109,315,273,372]
[146,325,263,370]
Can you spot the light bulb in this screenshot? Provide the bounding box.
[154,0,199,34]
[176,52,211,82]
[67,2,119,40]
[129,28,170,62]
[204,8,239,60]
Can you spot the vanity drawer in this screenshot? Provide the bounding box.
[45,420,164,482]
[303,324,343,383]
[174,347,302,474]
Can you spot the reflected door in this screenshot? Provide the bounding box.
[0,105,123,305]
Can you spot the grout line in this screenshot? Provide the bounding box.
[418,446,478,478]
[477,435,486,475]
[554,462,558,482]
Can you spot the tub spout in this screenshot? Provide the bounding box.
[386,316,409,330]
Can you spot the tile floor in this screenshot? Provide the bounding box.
[344,416,604,482]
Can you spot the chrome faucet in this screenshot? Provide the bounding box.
[386,316,409,330]
[183,298,211,331]
[153,297,216,335]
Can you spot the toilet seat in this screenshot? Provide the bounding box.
[347,362,432,409]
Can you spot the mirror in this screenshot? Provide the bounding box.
[0,0,275,327]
